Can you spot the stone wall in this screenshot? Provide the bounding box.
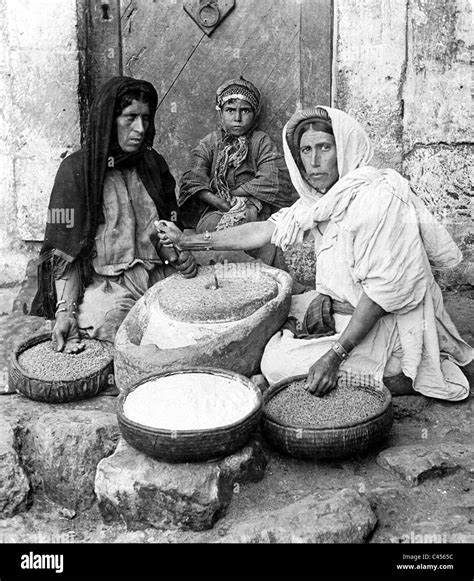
[334,0,472,288]
[0,0,80,289]
[0,0,471,296]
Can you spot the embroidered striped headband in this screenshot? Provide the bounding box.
[215,76,261,115]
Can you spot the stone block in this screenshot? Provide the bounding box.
[335,0,407,169]
[221,488,377,543]
[403,0,471,148]
[95,438,267,531]
[377,443,474,486]
[403,145,473,288]
[21,410,120,511]
[0,417,30,518]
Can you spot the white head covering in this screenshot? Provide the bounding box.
[271,106,374,249]
[272,105,462,275]
[283,105,373,204]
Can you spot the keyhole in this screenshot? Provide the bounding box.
[101,3,110,20]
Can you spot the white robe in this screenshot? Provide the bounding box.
[261,107,472,401]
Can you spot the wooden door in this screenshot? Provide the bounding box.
[83,0,333,183]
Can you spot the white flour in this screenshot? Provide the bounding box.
[123,373,258,430]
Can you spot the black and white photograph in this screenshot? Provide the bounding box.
[0,0,472,578]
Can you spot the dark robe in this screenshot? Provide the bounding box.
[31,76,181,319]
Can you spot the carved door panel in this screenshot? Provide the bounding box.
[82,0,332,182]
[119,0,332,182]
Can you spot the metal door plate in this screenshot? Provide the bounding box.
[183,0,235,36]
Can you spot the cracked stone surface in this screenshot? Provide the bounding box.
[19,410,121,511]
[220,488,377,543]
[95,438,267,531]
[376,443,474,486]
[0,417,30,518]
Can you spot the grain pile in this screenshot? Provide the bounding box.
[123,373,259,430]
[158,266,278,322]
[18,339,113,381]
[266,380,383,428]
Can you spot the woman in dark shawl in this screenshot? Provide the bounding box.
[31,76,196,352]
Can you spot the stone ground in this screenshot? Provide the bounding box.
[0,289,473,545]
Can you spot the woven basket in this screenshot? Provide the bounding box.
[261,375,393,460]
[9,333,114,403]
[117,367,262,463]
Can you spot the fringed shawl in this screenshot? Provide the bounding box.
[31,76,181,319]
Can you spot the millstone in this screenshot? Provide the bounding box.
[158,265,278,323]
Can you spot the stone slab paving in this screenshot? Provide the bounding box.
[376,443,474,486]
[220,488,377,543]
[0,299,472,542]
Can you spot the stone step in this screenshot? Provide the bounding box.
[220,488,377,543]
[95,438,267,531]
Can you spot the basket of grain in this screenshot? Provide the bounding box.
[261,375,393,459]
[117,368,263,462]
[9,333,114,403]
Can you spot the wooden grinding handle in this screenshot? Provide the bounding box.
[154,220,180,263]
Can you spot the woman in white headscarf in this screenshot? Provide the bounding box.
[157,106,472,401]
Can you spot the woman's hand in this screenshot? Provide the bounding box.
[174,250,198,278]
[53,312,85,354]
[155,220,183,248]
[304,349,341,397]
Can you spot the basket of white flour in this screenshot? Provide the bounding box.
[117,368,263,462]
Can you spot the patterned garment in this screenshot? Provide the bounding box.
[210,133,262,230]
[178,130,295,230]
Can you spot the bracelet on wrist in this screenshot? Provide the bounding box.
[330,341,350,362]
[55,301,78,319]
[181,231,213,251]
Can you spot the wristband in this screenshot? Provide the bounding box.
[55,301,77,319]
[331,341,349,361]
[181,231,213,251]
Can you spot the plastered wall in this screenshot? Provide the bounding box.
[0,0,80,286]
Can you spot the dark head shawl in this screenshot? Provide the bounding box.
[31,76,180,318]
